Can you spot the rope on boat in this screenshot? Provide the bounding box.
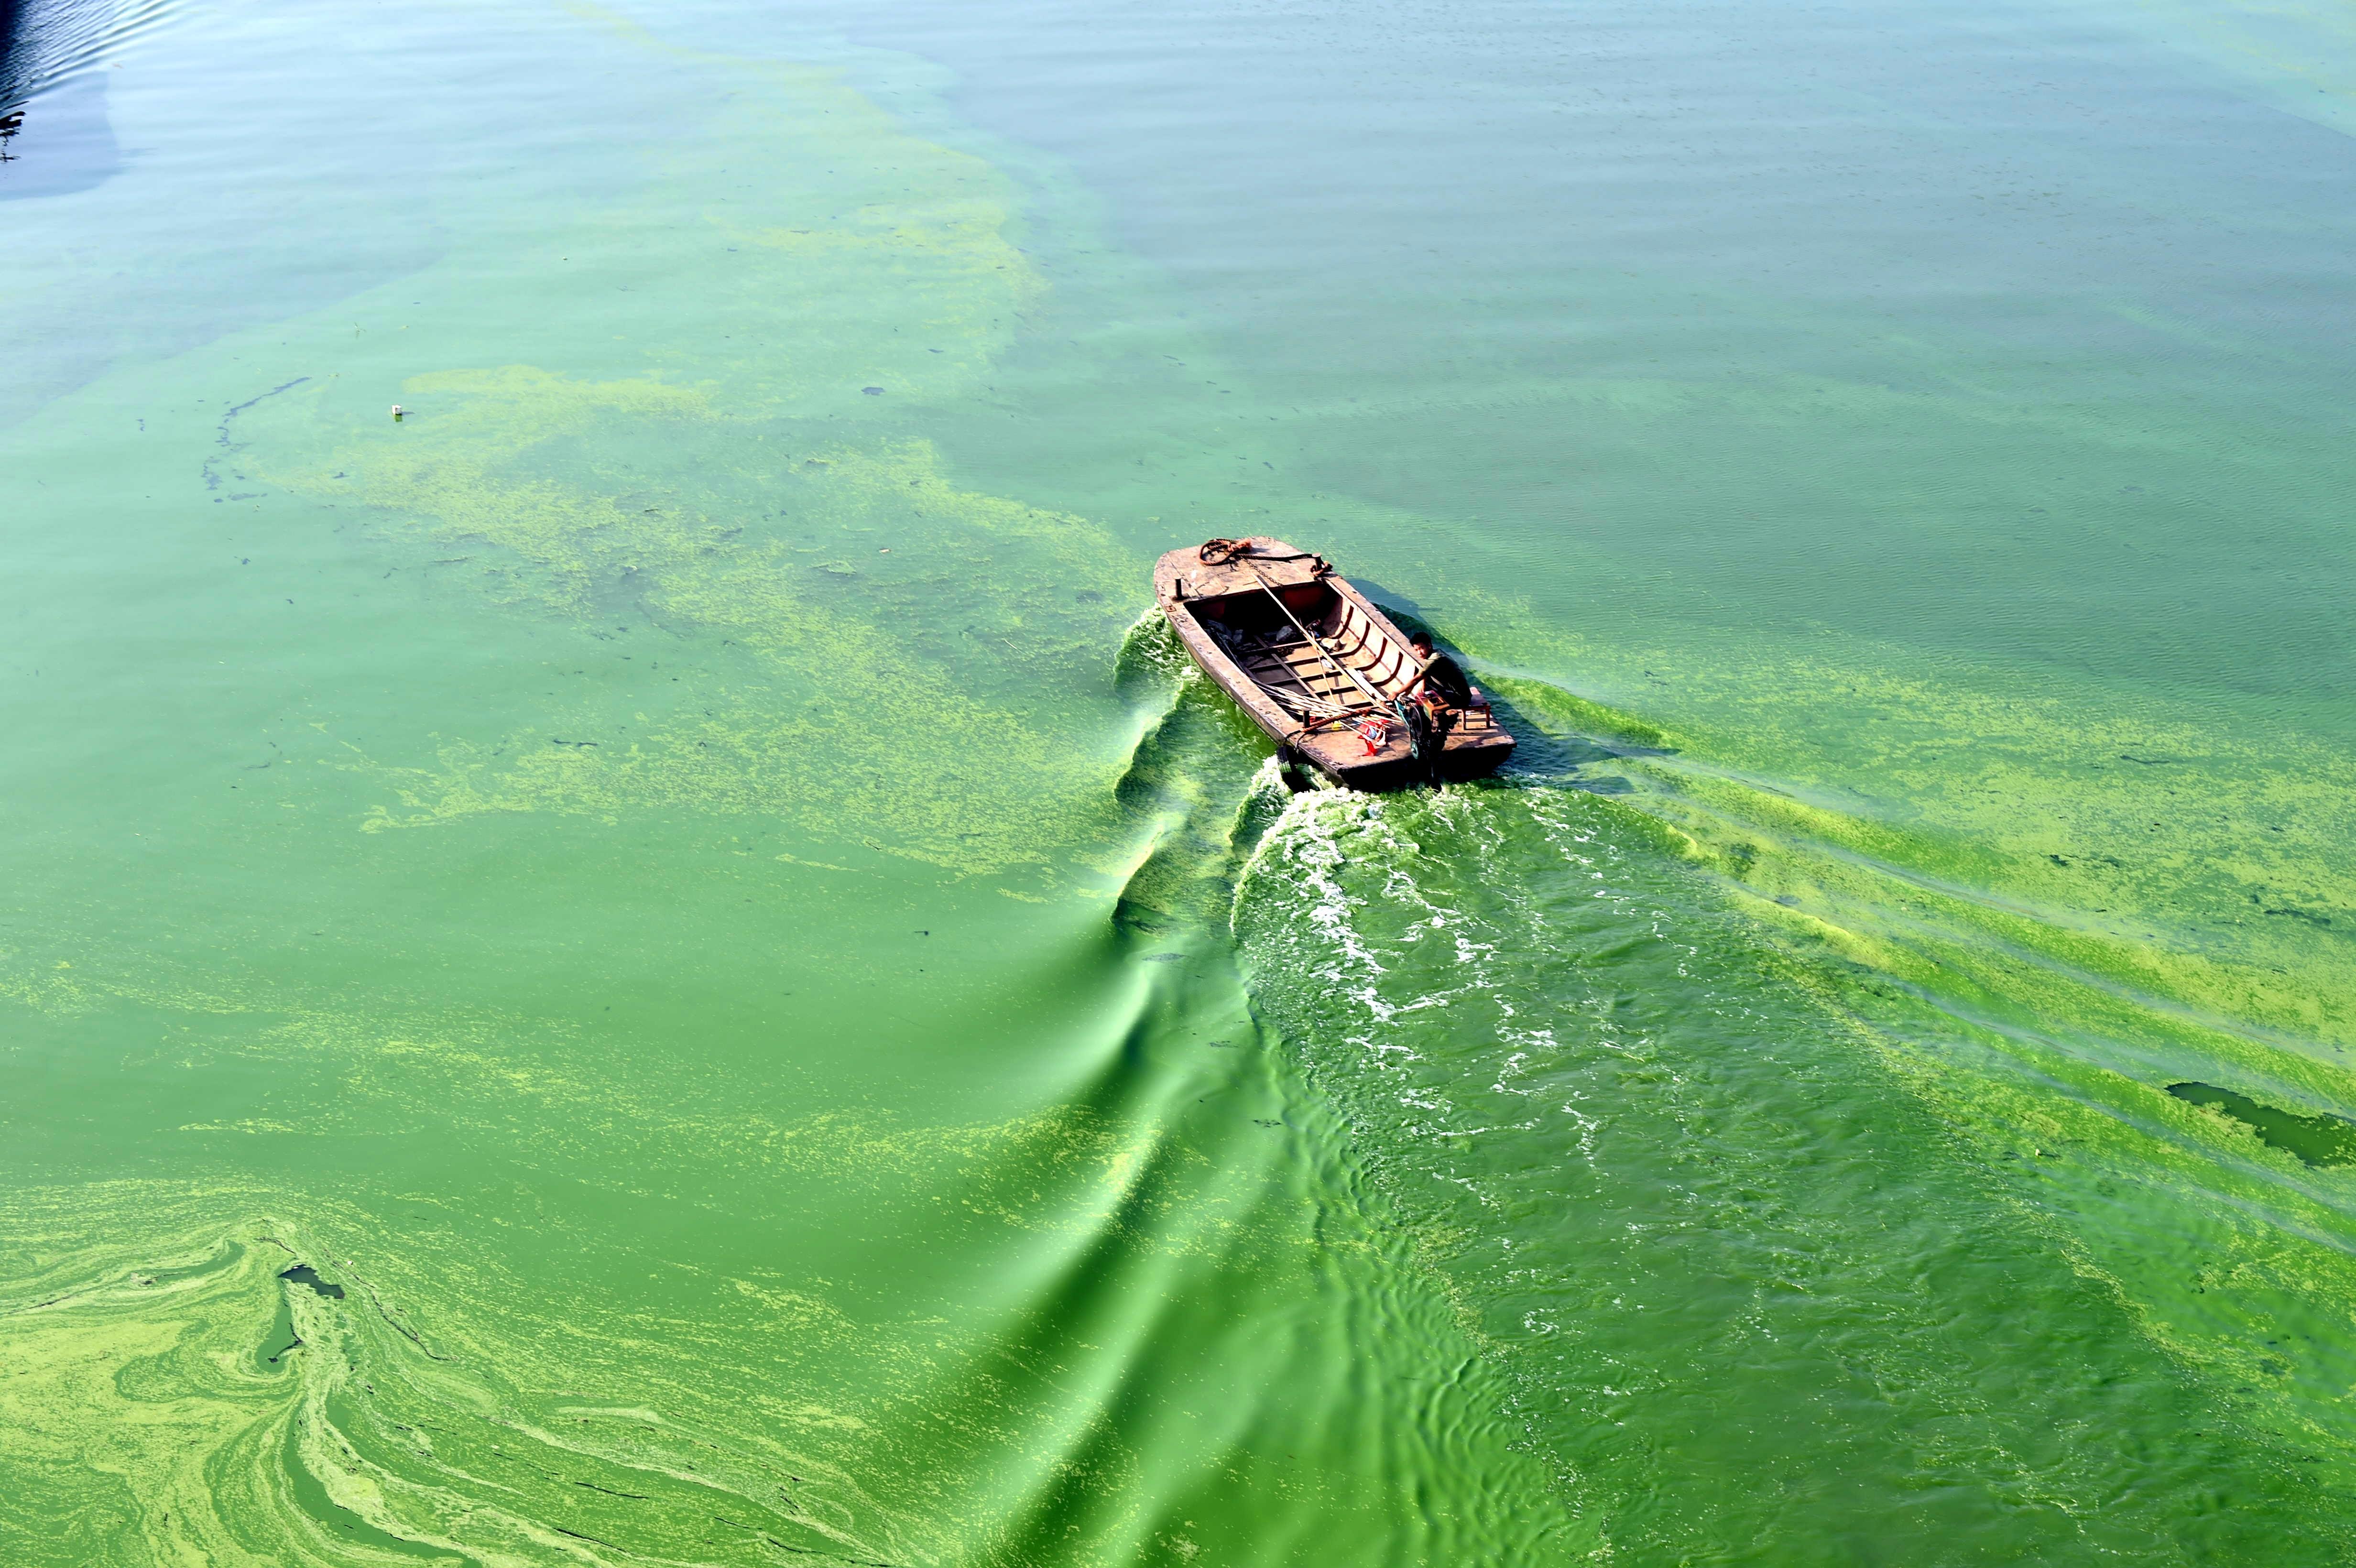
[1199,537,1328,571]
[1208,622,1356,722]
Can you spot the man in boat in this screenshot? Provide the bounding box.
[1408,632,1484,716]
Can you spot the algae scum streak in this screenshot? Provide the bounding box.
[5,0,2356,1561]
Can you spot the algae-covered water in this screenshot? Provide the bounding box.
[5,0,2355,1560]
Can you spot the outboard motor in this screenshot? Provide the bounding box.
[1394,697,1448,788]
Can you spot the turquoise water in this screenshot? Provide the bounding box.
[4,0,2355,1560]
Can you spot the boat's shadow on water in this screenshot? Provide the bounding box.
[1463,683,1648,795]
[1353,592,1668,797]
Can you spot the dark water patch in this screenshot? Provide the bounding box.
[280,1263,346,1298]
[0,0,120,103]
[2167,1082,2356,1168]
[255,1284,303,1368]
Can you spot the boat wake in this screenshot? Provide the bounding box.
[1112,626,2356,1558]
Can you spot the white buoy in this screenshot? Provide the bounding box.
[391,404,405,420]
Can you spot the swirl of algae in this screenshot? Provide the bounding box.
[0,1022,1218,1567]
[0,935,1400,1566]
[0,1188,926,1567]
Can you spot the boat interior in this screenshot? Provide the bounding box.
[1187,581,1439,725]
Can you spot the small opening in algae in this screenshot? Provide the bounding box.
[279,1263,346,1298]
[2167,1082,2356,1168]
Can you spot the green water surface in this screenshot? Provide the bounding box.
[4,0,2355,1561]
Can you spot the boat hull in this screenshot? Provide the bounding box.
[1153,537,1515,790]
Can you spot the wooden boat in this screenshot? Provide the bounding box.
[1154,536,1515,790]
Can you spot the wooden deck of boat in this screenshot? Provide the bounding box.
[1236,621,1385,707]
